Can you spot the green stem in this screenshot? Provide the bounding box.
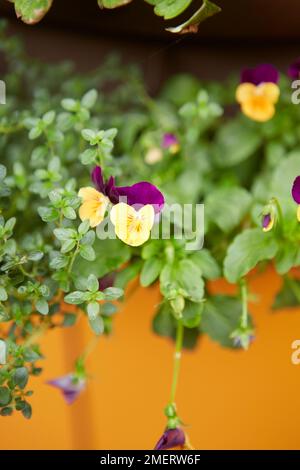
[170,319,184,404]
[67,243,79,275]
[240,278,248,329]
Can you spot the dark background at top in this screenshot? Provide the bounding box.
[0,0,300,92]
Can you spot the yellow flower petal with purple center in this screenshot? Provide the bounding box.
[110,202,154,247]
[78,187,109,228]
[236,82,280,122]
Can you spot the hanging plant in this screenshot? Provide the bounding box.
[7,0,221,32]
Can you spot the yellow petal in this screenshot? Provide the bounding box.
[78,187,102,202]
[79,199,107,228]
[258,82,280,104]
[138,204,155,232]
[110,203,154,247]
[241,98,275,122]
[236,83,256,104]
[297,205,300,222]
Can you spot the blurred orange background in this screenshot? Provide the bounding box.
[0,267,299,450]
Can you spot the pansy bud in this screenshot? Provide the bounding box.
[170,295,185,318]
[154,427,194,450]
[291,176,300,222]
[261,202,276,232]
[231,326,255,350]
[162,133,180,154]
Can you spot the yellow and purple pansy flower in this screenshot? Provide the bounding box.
[162,133,180,154]
[292,176,300,221]
[236,64,280,122]
[78,166,164,247]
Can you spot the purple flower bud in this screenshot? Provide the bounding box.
[47,373,85,404]
[154,427,185,450]
[240,64,279,85]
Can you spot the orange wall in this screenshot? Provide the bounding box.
[1,267,300,450]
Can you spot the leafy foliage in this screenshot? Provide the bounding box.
[0,22,299,420]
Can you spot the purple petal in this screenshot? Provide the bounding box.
[241,64,279,85]
[91,166,165,213]
[98,272,116,291]
[292,176,300,204]
[91,166,106,194]
[288,58,300,80]
[154,428,185,450]
[162,133,178,149]
[47,374,85,405]
[262,214,272,229]
[115,182,164,214]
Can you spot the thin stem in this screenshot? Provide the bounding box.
[170,319,184,404]
[240,278,248,329]
[67,243,79,275]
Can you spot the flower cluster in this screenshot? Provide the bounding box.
[78,166,164,247]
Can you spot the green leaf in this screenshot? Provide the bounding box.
[0,286,8,301]
[152,303,200,349]
[102,302,118,316]
[103,287,123,300]
[78,220,90,235]
[182,300,203,328]
[21,402,32,419]
[140,258,163,287]
[80,148,98,165]
[166,0,221,34]
[79,245,96,261]
[206,187,252,233]
[213,119,261,167]
[177,259,204,302]
[64,291,88,305]
[87,301,100,320]
[0,340,6,365]
[275,243,300,275]
[189,249,220,280]
[73,238,130,280]
[61,239,76,254]
[272,278,300,310]
[201,296,245,348]
[271,152,300,206]
[81,128,96,142]
[0,387,12,406]
[13,367,29,389]
[54,228,75,241]
[87,274,99,293]
[224,228,278,283]
[88,315,104,335]
[149,0,193,20]
[42,110,55,126]
[12,0,53,24]
[61,98,77,112]
[114,261,142,289]
[35,298,49,315]
[62,206,76,220]
[81,89,98,109]
[98,0,132,9]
